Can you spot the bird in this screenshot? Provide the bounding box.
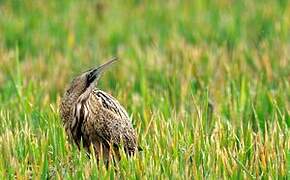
[60,57,138,166]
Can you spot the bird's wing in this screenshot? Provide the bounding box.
[90,89,137,154]
[93,89,130,120]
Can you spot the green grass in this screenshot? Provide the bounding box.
[0,0,289,179]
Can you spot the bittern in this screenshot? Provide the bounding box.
[60,58,138,165]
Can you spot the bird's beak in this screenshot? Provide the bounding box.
[87,57,118,84]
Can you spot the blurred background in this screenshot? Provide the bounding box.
[0,0,289,178]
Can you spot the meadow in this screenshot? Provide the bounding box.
[0,0,289,179]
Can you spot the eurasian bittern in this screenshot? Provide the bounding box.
[60,57,138,165]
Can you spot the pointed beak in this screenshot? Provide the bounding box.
[87,57,118,84]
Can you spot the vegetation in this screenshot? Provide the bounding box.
[0,0,289,179]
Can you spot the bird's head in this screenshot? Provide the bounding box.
[66,57,117,98]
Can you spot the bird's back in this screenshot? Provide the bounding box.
[68,88,137,158]
[93,89,130,120]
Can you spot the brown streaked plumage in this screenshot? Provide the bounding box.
[60,58,138,165]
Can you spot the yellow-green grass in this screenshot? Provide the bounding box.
[0,0,289,179]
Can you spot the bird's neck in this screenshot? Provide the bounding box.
[60,85,96,121]
[60,91,81,122]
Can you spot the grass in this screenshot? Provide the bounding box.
[0,0,289,179]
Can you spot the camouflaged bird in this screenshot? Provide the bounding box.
[60,58,138,164]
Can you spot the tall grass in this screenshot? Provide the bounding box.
[0,0,289,179]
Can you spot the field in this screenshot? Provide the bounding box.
[0,0,289,179]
